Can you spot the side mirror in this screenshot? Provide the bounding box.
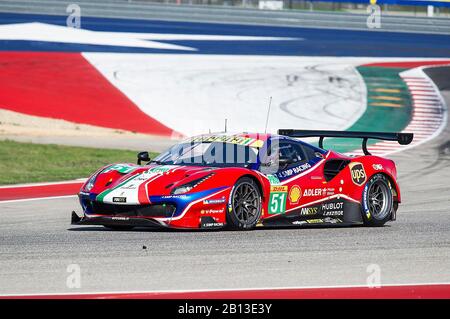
[137,151,150,165]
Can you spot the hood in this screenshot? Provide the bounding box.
[89,164,218,205]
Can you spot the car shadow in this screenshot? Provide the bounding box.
[67,222,381,233]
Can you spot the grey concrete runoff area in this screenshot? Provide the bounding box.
[0,70,449,295]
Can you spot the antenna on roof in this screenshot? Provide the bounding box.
[224,118,228,133]
[264,96,272,134]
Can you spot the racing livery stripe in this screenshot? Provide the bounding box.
[96,174,140,202]
[155,187,230,222]
[99,165,179,204]
[137,174,162,205]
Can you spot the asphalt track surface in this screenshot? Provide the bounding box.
[0,71,449,296]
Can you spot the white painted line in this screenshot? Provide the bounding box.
[412,97,440,102]
[409,87,434,91]
[413,106,434,110]
[0,179,85,189]
[1,281,450,298]
[0,195,78,204]
[410,92,438,97]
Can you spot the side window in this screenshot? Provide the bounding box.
[279,141,306,168]
[259,140,307,174]
[302,144,323,160]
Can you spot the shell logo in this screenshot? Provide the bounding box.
[289,185,302,204]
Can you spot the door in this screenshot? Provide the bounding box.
[260,138,326,218]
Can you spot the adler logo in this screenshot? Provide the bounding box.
[349,162,366,186]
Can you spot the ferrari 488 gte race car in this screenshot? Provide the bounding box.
[72,130,413,230]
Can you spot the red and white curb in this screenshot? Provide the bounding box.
[1,283,449,299]
[349,65,448,157]
[0,179,85,202]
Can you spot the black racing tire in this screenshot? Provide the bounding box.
[227,177,262,230]
[103,225,135,231]
[361,174,394,227]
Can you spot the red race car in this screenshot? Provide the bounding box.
[71,130,413,230]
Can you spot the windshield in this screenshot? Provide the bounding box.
[154,141,259,167]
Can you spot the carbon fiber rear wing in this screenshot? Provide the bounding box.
[277,129,414,155]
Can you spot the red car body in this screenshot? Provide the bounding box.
[72,131,411,230]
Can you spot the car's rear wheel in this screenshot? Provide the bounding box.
[362,174,393,227]
[227,177,262,230]
[103,225,134,231]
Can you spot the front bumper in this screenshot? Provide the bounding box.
[71,211,167,228]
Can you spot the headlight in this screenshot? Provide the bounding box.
[171,173,214,195]
[172,185,193,195]
[84,173,98,192]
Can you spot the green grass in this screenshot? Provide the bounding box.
[0,140,158,185]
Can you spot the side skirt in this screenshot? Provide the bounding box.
[260,198,363,228]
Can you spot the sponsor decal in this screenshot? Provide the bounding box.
[288,185,302,204]
[292,220,308,225]
[120,183,137,190]
[102,164,136,174]
[270,185,288,192]
[300,206,319,216]
[323,217,342,224]
[268,186,288,214]
[373,164,383,171]
[276,162,311,179]
[362,183,371,219]
[200,208,224,215]
[202,222,224,228]
[306,219,323,224]
[292,217,342,225]
[203,197,226,205]
[267,174,281,185]
[111,216,129,220]
[147,166,173,174]
[200,216,224,228]
[161,194,189,200]
[303,188,322,197]
[321,202,344,216]
[249,139,264,148]
[349,162,367,186]
[303,188,335,197]
[191,135,264,148]
[112,197,127,203]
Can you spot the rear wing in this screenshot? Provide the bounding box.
[277,129,414,155]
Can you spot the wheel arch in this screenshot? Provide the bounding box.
[368,171,401,204]
[239,174,264,200]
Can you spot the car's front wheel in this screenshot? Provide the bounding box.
[362,174,394,227]
[227,177,262,230]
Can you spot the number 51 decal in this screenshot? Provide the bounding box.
[268,186,288,214]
